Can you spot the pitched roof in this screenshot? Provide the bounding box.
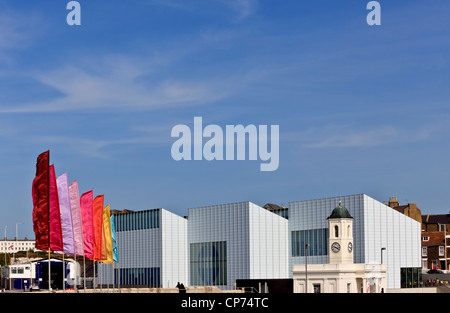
[393,205,408,214]
[422,214,450,224]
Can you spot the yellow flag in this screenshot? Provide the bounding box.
[101,204,114,264]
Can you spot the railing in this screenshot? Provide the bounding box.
[240,286,259,293]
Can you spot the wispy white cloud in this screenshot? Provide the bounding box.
[0,53,232,113]
[215,0,258,21]
[148,0,258,21]
[32,131,171,159]
[284,124,434,149]
[0,9,42,64]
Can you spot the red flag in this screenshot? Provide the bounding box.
[49,164,63,252]
[80,190,94,259]
[93,195,104,261]
[32,151,50,251]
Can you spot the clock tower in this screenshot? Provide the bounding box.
[327,202,354,265]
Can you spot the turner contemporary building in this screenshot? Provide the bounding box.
[100,194,421,291]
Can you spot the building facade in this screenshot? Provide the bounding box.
[421,231,448,271]
[422,214,450,233]
[391,202,449,272]
[289,194,421,290]
[101,208,188,288]
[95,194,422,292]
[0,238,36,254]
[1,258,79,290]
[188,201,289,290]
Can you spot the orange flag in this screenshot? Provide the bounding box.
[93,195,104,261]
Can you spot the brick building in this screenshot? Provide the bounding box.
[421,214,450,271]
[421,231,448,271]
[387,197,450,272]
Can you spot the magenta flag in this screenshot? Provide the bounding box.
[49,164,63,252]
[80,190,94,260]
[56,173,75,256]
[69,181,84,257]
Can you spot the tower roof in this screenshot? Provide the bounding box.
[328,202,353,219]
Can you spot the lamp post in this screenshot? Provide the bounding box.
[3,226,7,291]
[305,243,310,293]
[15,222,23,240]
[13,223,23,265]
[4,226,7,266]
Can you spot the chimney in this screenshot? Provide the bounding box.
[388,196,399,208]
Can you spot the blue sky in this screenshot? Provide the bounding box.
[0,0,449,239]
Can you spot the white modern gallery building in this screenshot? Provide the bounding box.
[96,194,422,292]
[188,201,289,290]
[100,208,188,288]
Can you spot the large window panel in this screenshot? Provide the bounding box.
[291,228,328,257]
[190,241,227,286]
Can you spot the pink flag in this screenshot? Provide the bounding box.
[49,164,63,252]
[80,190,94,260]
[69,181,84,257]
[56,173,75,255]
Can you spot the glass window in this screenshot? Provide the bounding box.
[115,267,160,287]
[422,247,427,257]
[401,268,421,288]
[190,241,227,286]
[115,210,160,232]
[291,228,328,257]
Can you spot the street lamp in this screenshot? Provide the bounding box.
[4,226,7,266]
[16,222,23,240]
[381,247,386,264]
[305,243,310,293]
[3,226,6,291]
[13,223,23,265]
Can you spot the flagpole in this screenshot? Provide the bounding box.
[112,262,114,293]
[75,256,78,293]
[63,253,65,293]
[100,262,103,293]
[107,263,110,293]
[83,256,86,293]
[94,260,96,292]
[48,249,51,293]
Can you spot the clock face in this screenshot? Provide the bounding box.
[348,242,353,252]
[331,242,340,253]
